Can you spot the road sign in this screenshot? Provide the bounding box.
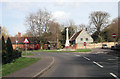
[23,38,29,43]
[84,42,86,46]
[112,33,116,38]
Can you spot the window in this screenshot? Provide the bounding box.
[80,38,83,41]
[86,38,88,41]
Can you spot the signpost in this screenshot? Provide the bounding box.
[112,33,116,45]
[23,38,29,55]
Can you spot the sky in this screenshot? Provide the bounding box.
[0,0,119,36]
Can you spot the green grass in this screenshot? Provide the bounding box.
[76,49,91,52]
[26,49,91,53]
[2,57,40,76]
[22,52,35,56]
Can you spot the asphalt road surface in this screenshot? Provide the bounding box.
[34,49,120,79]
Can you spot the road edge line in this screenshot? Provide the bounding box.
[110,73,119,79]
[32,57,55,78]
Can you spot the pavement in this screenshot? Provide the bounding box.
[3,55,54,79]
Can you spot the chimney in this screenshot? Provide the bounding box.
[18,32,21,37]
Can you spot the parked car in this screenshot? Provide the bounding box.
[102,44,108,49]
[111,44,120,50]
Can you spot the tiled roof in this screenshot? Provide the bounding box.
[5,37,39,44]
[69,30,82,41]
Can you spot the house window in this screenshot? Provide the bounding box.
[86,38,88,41]
[80,38,83,41]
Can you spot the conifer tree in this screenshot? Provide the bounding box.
[6,37,13,63]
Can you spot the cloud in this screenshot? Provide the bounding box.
[5,2,32,12]
[52,11,71,20]
[1,0,119,2]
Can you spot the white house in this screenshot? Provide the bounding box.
[69,30,93,44]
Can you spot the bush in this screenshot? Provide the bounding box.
[13,50,22,59]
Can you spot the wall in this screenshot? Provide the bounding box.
[74,42,116,49]
[12,44,35,50]
[76,30,93,43]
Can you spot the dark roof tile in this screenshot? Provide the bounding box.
[69,30,82,41]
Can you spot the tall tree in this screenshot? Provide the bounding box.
[89,11,110,42]
[48,21,61,41]
[2,36,8,64]
[78,24,86,31]
[6,37,13,63]
[25,9,53,37]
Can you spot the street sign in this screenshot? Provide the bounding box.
[23,38,29,56]
[23,38,29,43]
[112,33,116,38]
[84,42,86,46]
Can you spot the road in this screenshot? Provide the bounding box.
[34,48,119,78]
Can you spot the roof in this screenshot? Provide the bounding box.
[69,30,82,41]
[5,37,40,44]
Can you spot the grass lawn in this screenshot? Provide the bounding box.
[26,49,91,53]
[22,52,35,56]
[2,57,40,76]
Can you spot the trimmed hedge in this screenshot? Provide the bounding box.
[2,36,22,64]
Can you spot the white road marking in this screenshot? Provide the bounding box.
[116,57,119,59]
[110,73,119,79]
[108,59,116,60]
[33,57,55,77]
[93,61,103,68]
[75,54,80,57]
[83,57,90,61]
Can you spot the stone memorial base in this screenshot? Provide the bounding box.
[59,48,76,51]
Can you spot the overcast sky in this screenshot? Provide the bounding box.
[0,0,119,36]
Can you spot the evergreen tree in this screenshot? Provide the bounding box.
[6,37,13,63]
[2,36,7,64]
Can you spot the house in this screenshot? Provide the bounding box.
[4,32,40,50]
[5,32,58,50]
[69,29,93,45]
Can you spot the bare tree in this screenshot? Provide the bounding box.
[25,13,37,37]
[89,11,110,41]
[25,9,53,37]
[1,26,9,37]
[78,24,86,31]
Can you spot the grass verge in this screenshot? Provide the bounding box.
[26,49,91,53]
[22,53,35,56]
[2,57,40,76]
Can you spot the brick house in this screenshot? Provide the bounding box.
[5,32,40,50]
[5,32,57,50]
